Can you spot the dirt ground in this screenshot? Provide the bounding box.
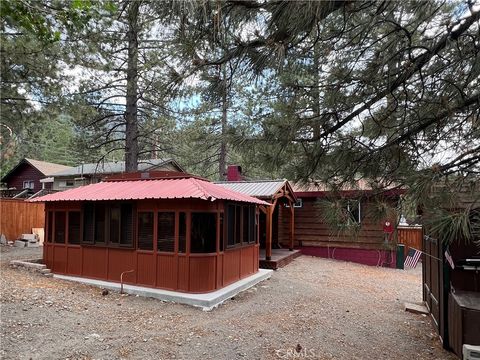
[0,246,455,360]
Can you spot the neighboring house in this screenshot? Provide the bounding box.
[49,158,184,191]
[1,158,73,196]
[31,171,268,295]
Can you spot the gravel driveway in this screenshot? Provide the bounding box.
[0,246,455,360]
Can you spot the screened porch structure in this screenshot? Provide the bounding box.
[31,171,269,293]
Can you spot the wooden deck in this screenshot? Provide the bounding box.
[259,249,301,270]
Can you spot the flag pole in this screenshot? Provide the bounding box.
[410,247,442,261]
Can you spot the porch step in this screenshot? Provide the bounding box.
[259,250,302,270]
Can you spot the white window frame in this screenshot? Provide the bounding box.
[23,180,34,189]
[346,200,361,224]
[285,198,303,208]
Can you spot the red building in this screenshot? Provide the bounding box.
[31,171,268,293]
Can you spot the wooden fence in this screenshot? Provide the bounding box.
[398,225,423,256]
[0,199,45,241]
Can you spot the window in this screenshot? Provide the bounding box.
[227,205,236,247]
[235,205,241,245]
[243,206,250,244]
[109,205,121,244]
[23,180,34,189]
[346,200,361,224]
[157,212,175,252]
[68,212,81,244]
[65,180,74,187]
[249,206,256,243]
[81,202,133,247]
[54,211,66,243]
[138,212,154,250]
[226,204,256,247]
[191,213,217,253]
[286,198,303,208]
[219,213,224,252]
[83,203,94,243]
[95,203,106,243]
[178,212,186,253]
[120,204,133,246]
[47,211,53,243]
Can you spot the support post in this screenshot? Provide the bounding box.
[265,206,272,261]
[289,203,294,251]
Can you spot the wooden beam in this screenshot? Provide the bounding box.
[289,201,295,251]
[265,205,273,260]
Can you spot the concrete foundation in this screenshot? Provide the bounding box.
[54,269,273,310]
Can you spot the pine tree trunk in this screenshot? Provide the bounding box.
[218,66,228,180]
[125,0,140,172]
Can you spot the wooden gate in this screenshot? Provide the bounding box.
[423,234,447,344]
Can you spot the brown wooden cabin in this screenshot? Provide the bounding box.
[31,171,269,294]
[280,181,404,267]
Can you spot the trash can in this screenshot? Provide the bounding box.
[396,244,405,269]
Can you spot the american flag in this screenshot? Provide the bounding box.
[404,248,422,269]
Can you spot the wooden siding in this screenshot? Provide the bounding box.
[278,197,394,250]
[3,162,45,191]
[0,199,45,240]
[44,243,258,293]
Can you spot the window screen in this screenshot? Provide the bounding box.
[178,212,186,253]
[249,206,256,243]
[158,212,175,252]
[191,213,217,253]
[219,212,224,252]
[54,212,66,243]
[235,205,241,245]
[95,203,106,243]
[83,203,94,243]
[68,212,81,244]
[138,212,154,250]
[227,205,235,247]
[120,204,133,246]
[243,206,250,243]
[109,205,121,244]
[47,211,53,243]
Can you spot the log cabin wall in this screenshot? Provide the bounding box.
[278,196,398,267]
[278,197,392,249]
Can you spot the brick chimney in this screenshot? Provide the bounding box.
[226,165,243,181]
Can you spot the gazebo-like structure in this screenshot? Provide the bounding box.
[31,171,269,293]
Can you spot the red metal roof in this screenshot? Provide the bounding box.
[30,176,269,205]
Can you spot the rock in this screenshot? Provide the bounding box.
[102,289,109,296]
